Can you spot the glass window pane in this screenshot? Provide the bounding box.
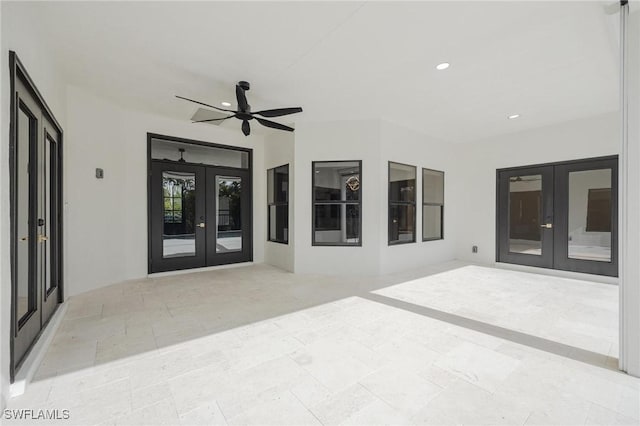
[568,169,612,262]
[217,176,242,253]
[275,165,289,203]
[267,168,274,204]
[423,169,444,204]
[389,162,416,203]
[389,204,415,243]
[162,171,196,258]
[509,174,542,255]
[314,161,360,202]
[423,205,443,240]
[269,205,289,243]
[314,203,360,244]
[151,138,249,169]
[17,106,35,322]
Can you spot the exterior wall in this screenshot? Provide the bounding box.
[264,131,295,272]
[64,86,266,296]
[452,112,620,266]
[378,121,458,275]
[0,2,69,408]
[293,120,383,275]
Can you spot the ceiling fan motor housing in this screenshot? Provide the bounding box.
[238,81,250,91]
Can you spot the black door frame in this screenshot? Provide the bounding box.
[496,155,619,277]
[147,134,253,274]
[9,51,64,380]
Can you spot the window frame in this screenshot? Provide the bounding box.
[422,167,445,242]
[312,160,363,247]
[267,164,289,244]
[388,161,417,246]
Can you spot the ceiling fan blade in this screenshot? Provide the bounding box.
[252,107,303,118]
[192,114,235,123]
[176,95,234,113]
[236,85,249,112]
[255,117,294,132]
[242,120,251,136]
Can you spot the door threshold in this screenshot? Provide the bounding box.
[148,261,254,278]
[10,302,68,398]
[495,262,618,285]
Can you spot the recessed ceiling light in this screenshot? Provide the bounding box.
[221,101,231,107]
[435,62,450,71]
[508,114,520,120]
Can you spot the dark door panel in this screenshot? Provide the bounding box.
[150,162,207,272]
[497,166,554,268]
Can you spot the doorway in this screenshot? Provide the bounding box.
[497,156,618,277]
[9,52,64,377]
[147,134,252,273]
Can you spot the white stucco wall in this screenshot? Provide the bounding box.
[452,111,620,266]
[64,86,267,296]
[0,1,68,409]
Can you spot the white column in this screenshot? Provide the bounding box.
[620,3,640,377]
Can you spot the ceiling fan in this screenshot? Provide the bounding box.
[176,81,303,136]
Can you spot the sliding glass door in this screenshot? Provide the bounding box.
[497,157,618,277]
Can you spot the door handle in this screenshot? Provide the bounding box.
[197,223,206,228]
[38,235,49,243]
[540,223,553,229]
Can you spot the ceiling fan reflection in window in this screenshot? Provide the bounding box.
[176,81,303,136]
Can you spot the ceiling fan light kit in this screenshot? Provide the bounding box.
[177,81,303,136]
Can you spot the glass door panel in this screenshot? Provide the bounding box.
[150,162,206,272]
[162,171,197,258]
[216,176,242,253]
[508,174,542,255]
[497,166,554,268]
[567,169,612,262]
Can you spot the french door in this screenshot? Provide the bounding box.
[497,157,618,277]
[149,161,252,273]
[11,52,63,374]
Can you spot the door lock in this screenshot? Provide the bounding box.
[197,223,206,228]
[540,223,553,229]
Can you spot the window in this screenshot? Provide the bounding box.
[389,162,416,244]
[422,168,444,241]
[312,161,362,246]
[267,164,289,243]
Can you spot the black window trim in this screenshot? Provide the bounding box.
[388,161,417,246]
[312,160,363,247]
[422,167,445,242]
[267,163,290,245]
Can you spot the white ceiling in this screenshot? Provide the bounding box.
[16,1,620,143]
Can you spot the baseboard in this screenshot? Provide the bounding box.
[148,261,255,278]
[10,302,68,398]
[494,262,619,285]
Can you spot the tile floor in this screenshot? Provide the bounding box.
[5,262,639,425]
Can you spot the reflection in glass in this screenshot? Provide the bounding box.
[314,204,360,244]
[162,171,196,258]
[390,204,415,243]
[568,169,612,262]
[151,138,249,168]
[509,174,542,255]
[17,107,34,322]
[422,169,444,240]
[423,205,443,240]
[313,161,361,245]
[389,162,416,243]
[217,176,242,253]
[267,165,289,243]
